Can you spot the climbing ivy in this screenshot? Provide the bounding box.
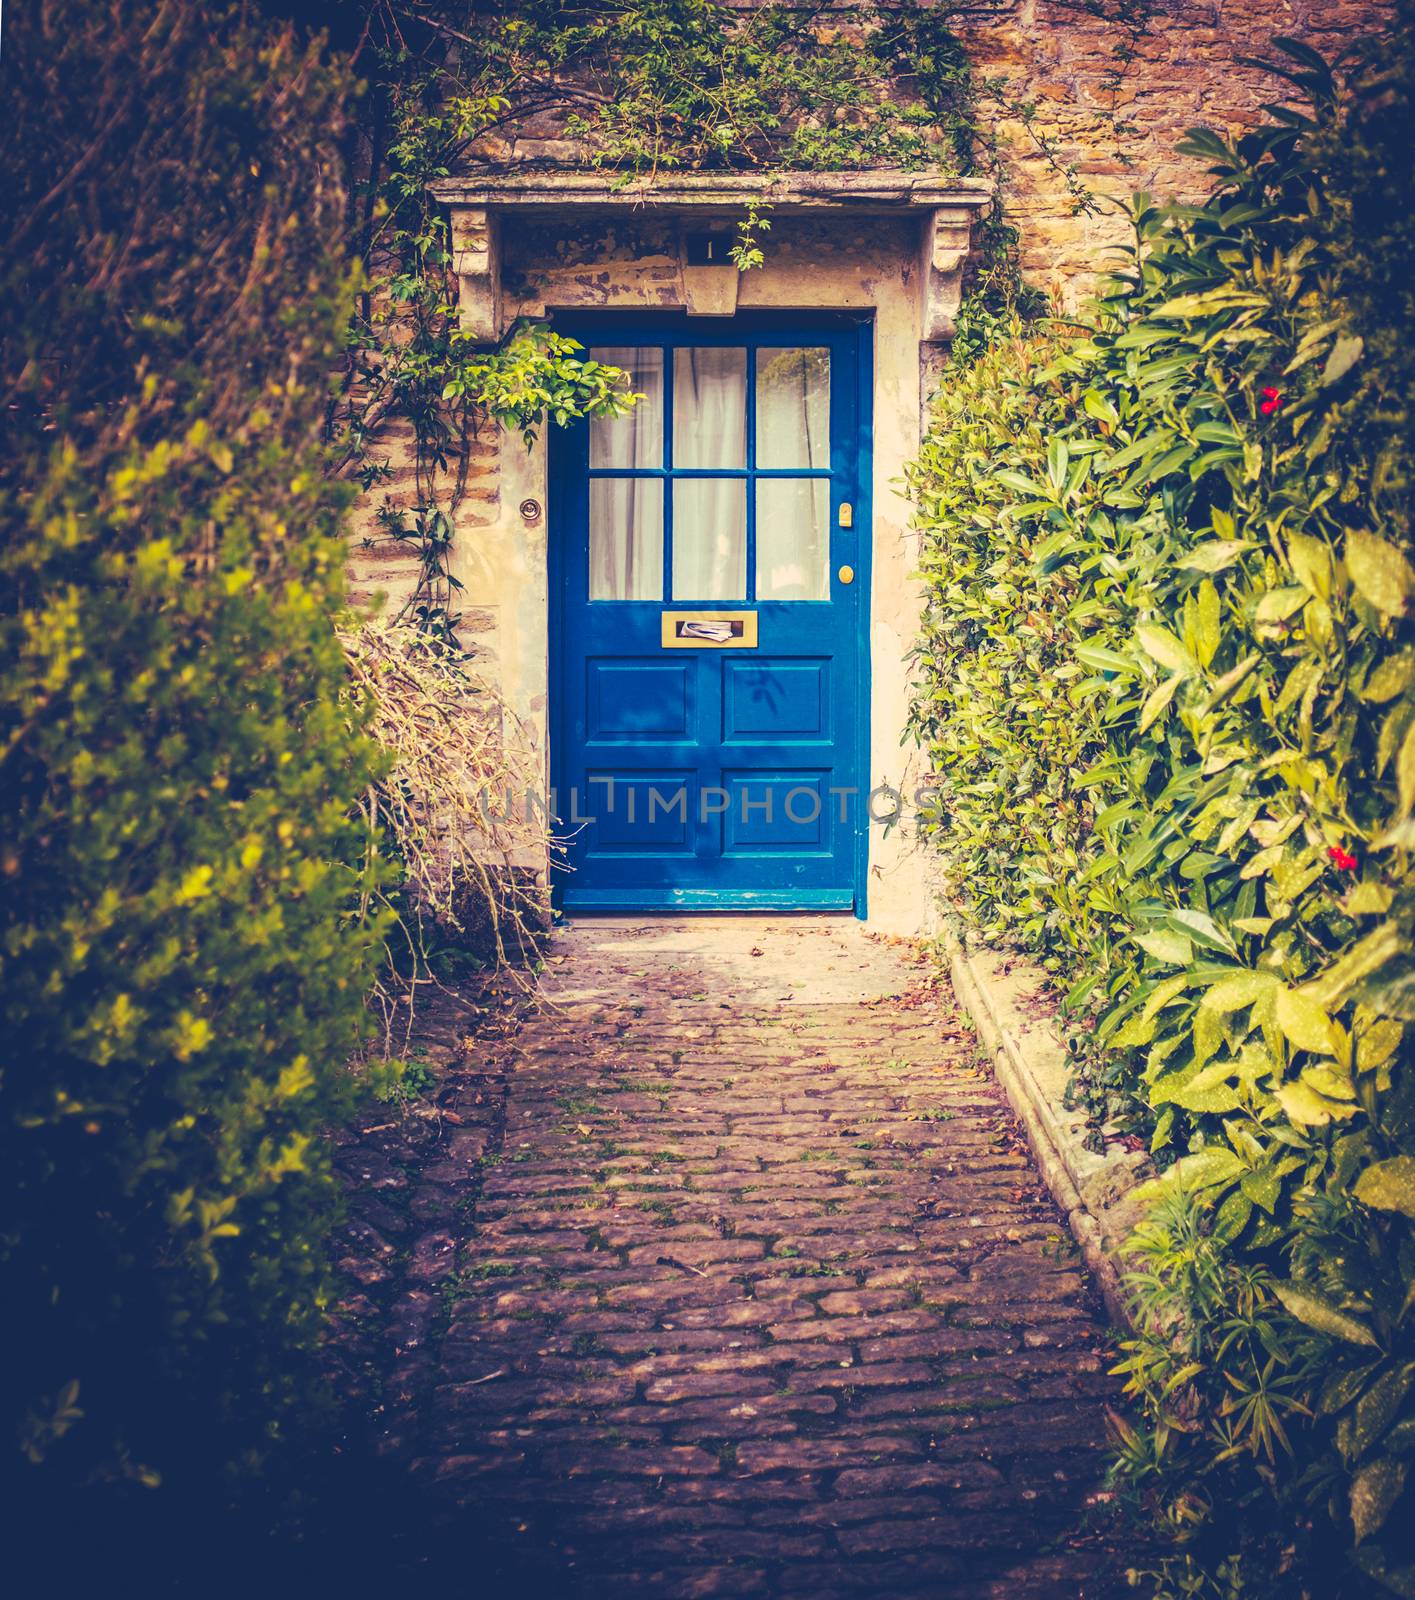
[483,1,969,175]
[334,2,967,633]
[330,29,633,639]
[335,0,1131,629]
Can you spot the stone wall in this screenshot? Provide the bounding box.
[952,0,1391,305]
[345,417,422,615]
[346,403,503,657]
[473,0,1392,306]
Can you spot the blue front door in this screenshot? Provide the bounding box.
[550,314,871,913]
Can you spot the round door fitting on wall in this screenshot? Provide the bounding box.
[519,498,543,524]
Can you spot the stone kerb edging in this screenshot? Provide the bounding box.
[942,929,1151,1329]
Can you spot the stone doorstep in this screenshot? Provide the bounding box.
[941,930,1151,1328]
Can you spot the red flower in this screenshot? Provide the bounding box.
[1328,845,1358,872]
[1259,386,1284,416]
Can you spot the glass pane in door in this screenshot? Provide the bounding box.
[673,348,747,468]
[756,347,829,468]
[588,347,664,469]
[590,478,664,599]
[756,479,829,600]
[672,479,746,599]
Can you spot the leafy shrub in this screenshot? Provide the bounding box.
[471,0,971,179]
[0,0,387,1529]
[908,26,1414,1598]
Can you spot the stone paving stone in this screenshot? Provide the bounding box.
[336,917,1129,1595]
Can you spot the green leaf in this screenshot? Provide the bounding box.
[1272,1282,1380,1347]
[1143,972,1193,1021]
[1199,652,1261,713]
[1352,1365,1415,1458]
[1399,721,1415,819]
[1193,1001,1224,1068]
[1356,960,1415,1021]
[1277,1079,1356,1126]
[1136,624,1193,674]
[1306,924,1403,1006]
[1075,643,1137,676]
[1214,1188,1253,1240]
[1320,1360,1384,1419]
[1276,986,1339,1055]
[1104,429,1175,472]
[1347,530,1414,616]
[1179,540,1253,574]
[1201,970,1278,1012]
[1352,1457,1405,1543]
[1358,1019,1405,1072]
[1195,580,1221,668]
[994,469,1052,500]
[1354,1157,1415,1217]
[1301,1062,1356,1101]
[1135,929,1193,966]
[1378,699,1414,778]
[1135,1144,1240,1203]
[1239,1165,1282,1214]
[1152,288,1270,317]
[1255,586,1308,628]
[1171,908,1237,956]
[1139,672,1184,732]
[1082,389,1119,426]
[1171,1146,1244,1189]
[1361,650,1415,703]
[1321,334,1364,387]
[1112,1014,1158,1049]
[1288,532,1331,598]
[1170,1063,1244,1114]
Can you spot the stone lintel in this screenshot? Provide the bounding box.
[430,166,991,215]
[429,169,992,344]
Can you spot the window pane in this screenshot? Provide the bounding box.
[756,479,829,601]
[589,347,663,469]
[672,480,746,600]
[673,347,746,468]
[590,478,663,600]
[756,347,830,469]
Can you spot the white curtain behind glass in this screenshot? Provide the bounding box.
[757,347,828,468]
[589,347,663,600]
[672,348,746,600]
[756,348,830,599]
[757,480,828,600]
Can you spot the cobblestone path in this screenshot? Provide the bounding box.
[342,919,1125,1597]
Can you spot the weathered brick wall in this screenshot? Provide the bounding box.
[345,417,423,614]
[952,0,1391,304]
[471,1,1392,305]
[346,408,502,652]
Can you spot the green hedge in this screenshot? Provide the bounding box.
[909,30,1414,1600]
[0,0,387,1525]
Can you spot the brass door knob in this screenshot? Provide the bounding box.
[838,565,855,585]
